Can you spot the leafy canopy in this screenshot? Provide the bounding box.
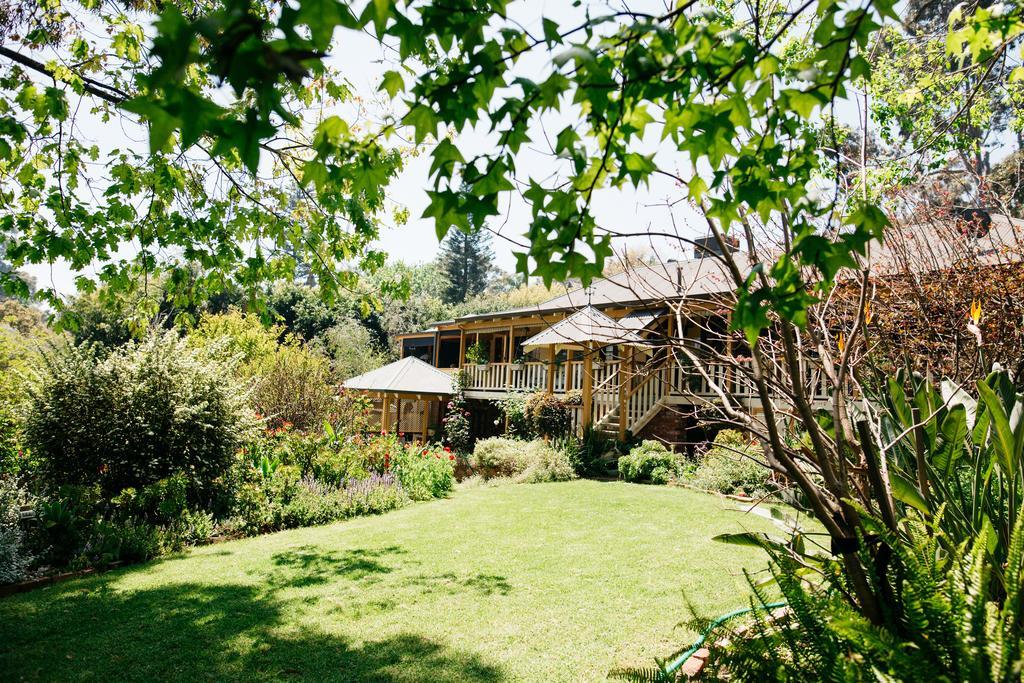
[4,0,1024,344]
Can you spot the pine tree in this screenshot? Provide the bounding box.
[438,229,494,304]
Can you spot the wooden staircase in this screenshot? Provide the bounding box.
[594,363,670,438]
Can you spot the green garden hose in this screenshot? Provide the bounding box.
[664,601,788,676]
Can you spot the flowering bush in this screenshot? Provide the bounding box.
[524,392,573,438]
[391,443,455,500]
[442,371,472,453]
[279,474,408,529]
[495,390,577,440]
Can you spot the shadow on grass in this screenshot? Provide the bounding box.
[266,545,407,588]
[400,572,512,596]
[0,579,506,682]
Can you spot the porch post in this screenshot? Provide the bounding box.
[458,328,466,367]
[581,343,594,426]
[504,324,513,391]
[546,345,556,393]
[618,346,631,441]
[395,397,402,436]
[381,394,390,434]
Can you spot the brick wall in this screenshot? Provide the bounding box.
[635,406,708,455]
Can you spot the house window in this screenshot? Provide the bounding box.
[437,338,461,368]
[491,335,506,363]
[401,337,435,364]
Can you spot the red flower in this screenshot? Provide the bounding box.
[443,446,451,453]
[421,449,428,456]
[449,455,455,461]
[435,453,441,459]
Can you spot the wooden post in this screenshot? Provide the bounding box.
[505,324,514,391]
[381,394,390,434]
[458,328,466,367]
[619,346,631,441]
[547,345,556,393]
[421,399,430,442]
[582,343,594,426]
[725,311,734,392]
[395,397,402,436]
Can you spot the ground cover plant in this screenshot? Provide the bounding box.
[0,481,782,682]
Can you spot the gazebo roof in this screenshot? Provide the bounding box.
[521,306,647,350]
[343,356,454,396]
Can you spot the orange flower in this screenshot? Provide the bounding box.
[970,299,983,325]
[837,332,846,355]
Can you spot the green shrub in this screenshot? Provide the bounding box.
[471,437,576,484]
[0,477,32,584]
[558,426,613,476]
[252,344,337,431]
[105,520,164,564]
[35,485,102,566]
[518,443,576,483]
[471,437,529,477]
[618,440,681,483]
[24,333,258,502]
[493,393,533,438]
[705,510,1024,682]
[264,426,371,485]
[186,309,288,373]
[686,429,770,497]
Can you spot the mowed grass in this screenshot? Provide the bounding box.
[1,480,782,682]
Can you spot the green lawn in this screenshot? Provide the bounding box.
[1,480,782,682]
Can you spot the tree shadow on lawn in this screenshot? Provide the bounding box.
[0,579,508,682]
[266,545,407,588]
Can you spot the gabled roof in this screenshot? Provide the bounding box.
[454,254,747,324]
[343,356,454,395]
[521,306,647,350]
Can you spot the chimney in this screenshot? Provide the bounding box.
[693,234,740,258]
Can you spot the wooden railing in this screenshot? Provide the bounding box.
[624,364,670,432]
[592,363,620,425]
[461,360,595,395]
[461,356,831,434]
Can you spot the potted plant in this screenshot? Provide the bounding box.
[511,355,527,371]
[466,341,488,367]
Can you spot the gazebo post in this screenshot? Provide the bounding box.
[421,399,430,443]
[381,394,390,434]
[396,397,402,437]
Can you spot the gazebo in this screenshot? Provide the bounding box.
[520,306,647,429]
[343,356,454,442]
